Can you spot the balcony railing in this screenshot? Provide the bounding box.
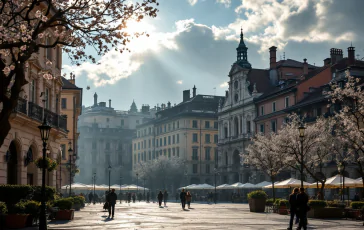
[14,98,27,114]
[12,99,67,132]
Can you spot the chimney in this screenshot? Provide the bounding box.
[269,46,277,69]
[330,48,343,64]
[69,74,75,85]
[109,99,111,108]
[225,90,228,97]
[323,58,331,66]
[183,90,190,102]
[167,101,171,109]
[93,92,98,106]
[303,58,308,75]
[348,46,355,65]
[192,85,197,97]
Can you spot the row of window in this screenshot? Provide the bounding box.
[134,134,182,150]
[29,79,55,111]
[192,133,218,143]
[259,97,290,116]
[191,147,218,161]
[192,164,216,174]
[192,120,218,129]
[134,148,180,163]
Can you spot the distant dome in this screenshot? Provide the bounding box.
[130,100,138,113]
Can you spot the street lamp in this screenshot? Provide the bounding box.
[338,162,345,201]
[143,178,146,199]
[38,117,51,230]
[298,124,306,188]
[136,173,139,193]
[68,142,74,197]
[108,165,112,191]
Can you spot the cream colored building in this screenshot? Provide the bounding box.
[132,87,223,185]
[0,41,67,186]
[58,76,82,189]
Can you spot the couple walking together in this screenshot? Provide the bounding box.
[157,190,169,207]
[288,187,309,230]
[180,189,192,209]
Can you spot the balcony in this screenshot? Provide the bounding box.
[218,133,252,144]
[13,99,67,132]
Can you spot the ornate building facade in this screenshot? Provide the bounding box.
[76,94,154,186]
[0,41,67,186]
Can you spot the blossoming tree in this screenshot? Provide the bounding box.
[245,132,287,201]
[0,0,159,147]
[275,114,334,198]
[328,71,364,188]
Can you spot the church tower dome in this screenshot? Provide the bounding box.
[236,28,252,69]
[130,100,138,113]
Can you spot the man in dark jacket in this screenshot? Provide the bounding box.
[296,187,309,230]
[157,191,163,207]
[163,190,169,207]
[287,188,299,230]
[106,189,117,218]
[180,189,187,210]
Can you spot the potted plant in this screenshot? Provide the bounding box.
[247,190,267,212]
[34,156,58,172]
[307,200,327,218]
[54,198,74,220]
[277,199,289,215]
[350,202,364,219]
[5,201,29,229]
[71,196,84,211]
[22,200,40,227]
[0,202,7,230]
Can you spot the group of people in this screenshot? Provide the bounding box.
[157,190,169,207]
[288,187,309,230]
[179,189,192,209]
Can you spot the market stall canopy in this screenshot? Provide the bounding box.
[122,184,148,191]
[264,178,311,189]
[240,183,256,189]
[308,175,362,188]
[194,184,214,190]
[216,184,235,190]
[61,183,90,190]
[110,184,127,190]
[254,181,271,188]
[231,182,245,188]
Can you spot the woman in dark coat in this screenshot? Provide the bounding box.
[157,191,163,207]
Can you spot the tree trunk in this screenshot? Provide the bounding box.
[0,65,26,148]
[319,181,326,200]
[271,176,275,202]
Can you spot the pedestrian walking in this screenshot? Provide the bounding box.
[186,191,192,209]
[180,189,187,210]
[88,193,93,204]
[175,193,178,202]
[163,190,168,206]
[132,193,136,203]
[127,193,131,203]
[157,191,163,207]
[296,187,309,230]
[287,188,299,230]
[106,189,117,219]
[147,192,150,203]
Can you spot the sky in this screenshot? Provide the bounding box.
[63,0,364,111]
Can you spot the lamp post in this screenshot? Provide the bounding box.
[119,176,123,204]
[108,165,112,191]
[68,142,73,197]
[38,118,51,230]
[298,124,306,188]
[338,162,344,201]
[93,172,96,204]
[143,178,146,199]
[136,173,139,193]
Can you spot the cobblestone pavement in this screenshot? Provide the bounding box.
[45,201,363,230]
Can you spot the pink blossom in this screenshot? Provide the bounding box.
[2,67,10,76]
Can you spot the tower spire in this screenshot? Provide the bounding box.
[236,27,251,69]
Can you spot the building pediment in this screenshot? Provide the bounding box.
[229,63,244,76]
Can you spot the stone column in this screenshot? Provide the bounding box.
[19,150,27,185]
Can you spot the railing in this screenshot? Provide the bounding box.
[14,98,27,114]
[28,102,43,121]
[12,100,67,132]
[44,109,58,127]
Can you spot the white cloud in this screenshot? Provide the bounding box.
[220,82,228,88]
[177,80,183,84]
[216,0,231,8]
[187,0,198,6]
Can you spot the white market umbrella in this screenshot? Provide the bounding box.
[61,183,90,190]
[266,178,311,189]
[254,181,271,188]
[240,183,256,189]
[122,184,148,191]
[216,184,235,190]
[194,183,214,190]
[308,174,362,188]
[263,181,282,189]
[231,182,245,188]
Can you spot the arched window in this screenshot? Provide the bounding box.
[234,117,239,136]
